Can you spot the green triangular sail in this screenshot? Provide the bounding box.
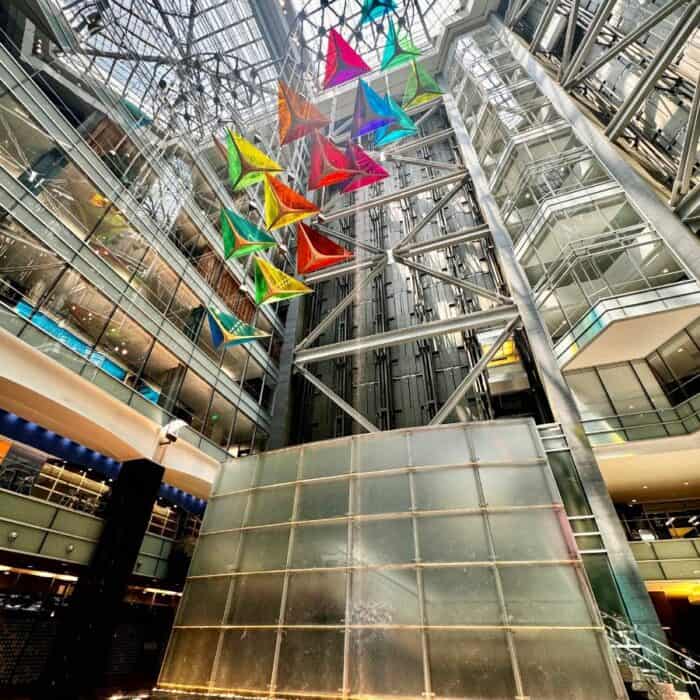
[402,60,443,110]
[381,20,421,71]
[221,208,276,259]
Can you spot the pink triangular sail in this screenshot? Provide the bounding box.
[342,144,390,193]
[324,28,371,89]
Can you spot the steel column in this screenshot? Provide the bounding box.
[671,79,700,206]
[605,4,700,142]
[443,88,664,637]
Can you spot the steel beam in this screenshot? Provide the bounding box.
[294,365,380,433]
[413,100,443,128]
[529,0,560,52]
[394,176,468,250]
[315,224,385,255]
[383,128,455,154]
[303,257,382,284]
[671,79,700,206]
[296,261,387,351]
[559,0,580,79]
[319,172,466,223]
[430,316,520,425]
[510,0,538,28]
[396,255,512,305]
[294,306,519,365]
[399,225,491,256]
[560,0,617,86]
[385,154,464,172]
[564,0,689,89]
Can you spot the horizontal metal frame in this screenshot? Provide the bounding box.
[294,306,519,365]
[319,171,467,223]
[398,224,491,256]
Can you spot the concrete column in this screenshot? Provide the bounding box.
[35,458,164,699]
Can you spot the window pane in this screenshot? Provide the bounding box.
[213,629,276,692]
[410,426,469,466]
[291,522,348,568]
[298,479,349,521]
[301,440,351,479]
[489,510,570,561]
[479,464,554,506]
[177,577,230,626]
[238,527,290,572]
[356,432,409,471]
[175,369,212,433]
[427,631,516,699]
[413,467,479,511]
[351,568,420,624]
[356,474,411,515]
[277,630,345,694]
[246,486,295,527]
[285,571,347,625]
[190,532,240,576]
[417,514,489,563]
[203,492,249,532]
[160,629,217,687]
[423,566,500,625]
[203,391,235,447]
[353,518,414,566]
[226,573,284,625]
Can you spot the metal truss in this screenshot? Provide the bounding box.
[506,0,700,211]
[293,138,516,433]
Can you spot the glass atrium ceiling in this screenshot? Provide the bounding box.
[47,0,462,142]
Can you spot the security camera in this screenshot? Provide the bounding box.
[158,419,187,446]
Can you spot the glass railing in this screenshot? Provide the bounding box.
[554,280,700,367]
[581,393,700,446]
[0,301,229,461]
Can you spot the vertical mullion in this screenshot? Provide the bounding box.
[406,432,433,699]
[466,428,526,700]
[341,436,357,699]
[268,447,303,697]
[207,454,261,691]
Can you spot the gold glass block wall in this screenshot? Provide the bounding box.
[158,419,624,699]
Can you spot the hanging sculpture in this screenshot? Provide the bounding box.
[324,28,371,89]
[221,208,276,259]
[374,96,417,147]
[207,307,269,348]
[351,79,396,138]
[381,20,421,71]
[264,174,319,230]
[254,255,313,305]
[402,60,443,110]
[278,80,329,145]
[342,143,390,192]
[308,131,357,190]
[360,0,396,24]
[224,129,282,191]
[297,223,353,274]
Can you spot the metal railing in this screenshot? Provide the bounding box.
[603,611,700,696]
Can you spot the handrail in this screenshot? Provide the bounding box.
[602,610,700,692]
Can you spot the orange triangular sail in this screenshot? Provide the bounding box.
[297,223,353,274]
[278,81,329,145]
[264,174,319,230]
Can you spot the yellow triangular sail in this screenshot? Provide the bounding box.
[254,255,312,305]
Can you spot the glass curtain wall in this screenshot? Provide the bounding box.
[159,421,623,700]
[447,25,692,356]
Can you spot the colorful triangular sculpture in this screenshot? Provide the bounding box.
[297,223,353,274]
[254,255,313,305]
[324,28,371,89]
[381,20,421,71]
[221,208,276,259]
[264,174,319,230]
[308,132,358,190]
[207,307,270,348]
[403,60,443,110]
[351,79,396,138]
[360,0,396,24]
[374,96,417,147]
[225,129,282,191]
[342,144,390,193]
[278,81,329,145]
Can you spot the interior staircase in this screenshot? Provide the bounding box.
[602,612,700,700]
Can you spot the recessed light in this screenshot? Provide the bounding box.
[642,485,648,489]
[631,498,637,503]
[684,482,690,486]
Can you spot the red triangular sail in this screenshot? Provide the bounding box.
[297,223,353,274]
[308,132,357,190]
[342,144,390,193]
[324,29,371,89]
